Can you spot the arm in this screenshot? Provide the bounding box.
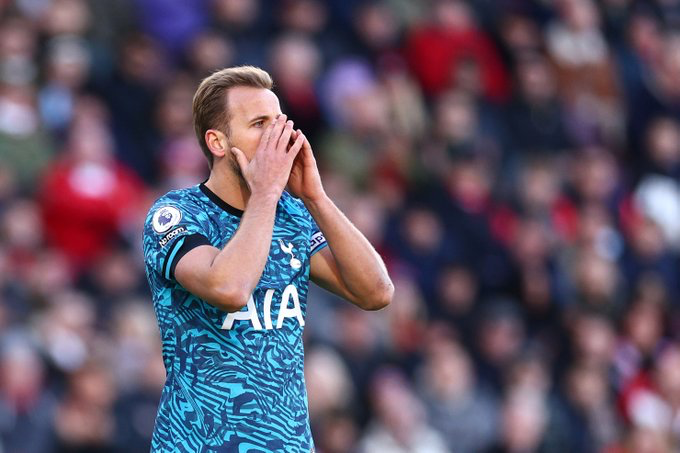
[173,192,279,312]
[175,115,305,312]
[288,133,393,310]
[308,200,393,310]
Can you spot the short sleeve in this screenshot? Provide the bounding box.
[308,217,328,257]
[284,192,328,257]
[143,197,212,281]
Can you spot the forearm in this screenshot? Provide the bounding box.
[209,192,278,302]
[306,194,393,306]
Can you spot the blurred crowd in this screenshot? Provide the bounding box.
[1,0,680,452]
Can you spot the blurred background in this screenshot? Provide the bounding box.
[0,0,679,451]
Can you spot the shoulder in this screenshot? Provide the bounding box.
[147,186,203,213]
[279,192,323,242]
[280,191,309,217]
[144,186,206,235]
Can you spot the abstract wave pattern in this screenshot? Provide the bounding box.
[143,184,326,452]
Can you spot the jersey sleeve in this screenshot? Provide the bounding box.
[308,216,328,257]
[285,191,328,257]
[143,195,212,281]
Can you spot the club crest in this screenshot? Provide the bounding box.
[279,239,302,269]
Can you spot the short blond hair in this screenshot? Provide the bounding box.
[192,66,273,168]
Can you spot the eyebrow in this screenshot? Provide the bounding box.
[248,115,270,124]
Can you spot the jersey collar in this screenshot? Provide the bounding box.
[199,183,244,217]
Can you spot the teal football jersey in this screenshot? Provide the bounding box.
[143,183,327,452]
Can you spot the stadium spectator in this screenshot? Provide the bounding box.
[0,0,680,450]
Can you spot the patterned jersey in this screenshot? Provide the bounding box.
[142,183,327,452]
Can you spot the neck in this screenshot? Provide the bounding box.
[204,165,250,211]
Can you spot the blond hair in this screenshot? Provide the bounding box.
[192,66,273,168]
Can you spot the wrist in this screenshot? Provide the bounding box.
[302,191,331,212]
[249,190,281,208]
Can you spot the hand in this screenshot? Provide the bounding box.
[231,114,305,198]
[287,130,325,203]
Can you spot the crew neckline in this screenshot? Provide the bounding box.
[199,182,244,217]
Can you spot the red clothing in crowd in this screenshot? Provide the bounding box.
[405,26,510,101]
[39,157,145,271]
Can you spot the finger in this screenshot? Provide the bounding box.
[277,120,295,153]
[290,128,305,153]
[288,129,299,149]
[268,114,287,151]
[286,132,305,162]
[300,134,315,160]
[230,147,249,174]
[257,121,276,151]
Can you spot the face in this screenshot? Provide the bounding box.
[205,85,283,173]
[227,86,282,160]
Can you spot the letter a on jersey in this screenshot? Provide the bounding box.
[221,285,303,330]
[221,296,263,330]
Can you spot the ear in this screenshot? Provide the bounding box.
[205,129,228,160]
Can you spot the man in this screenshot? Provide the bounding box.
[142,66,393,452]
